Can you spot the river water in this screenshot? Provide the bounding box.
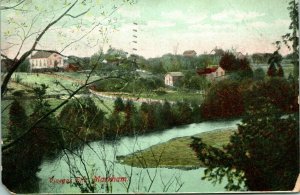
[37,119,240,193]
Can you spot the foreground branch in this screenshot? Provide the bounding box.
[1,0,79,97]
[2,76,126,151]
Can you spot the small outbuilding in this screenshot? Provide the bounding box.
[165,72,184,86]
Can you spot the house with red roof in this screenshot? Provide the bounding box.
[197,66,225,81]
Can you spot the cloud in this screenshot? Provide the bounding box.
[185,15,207,24]
[248,21,269,28]
[248,19,289,29]
[161,10,207,25]
[273,19,290,26]
[211,10,265,22]
[188,23,233,31]
[144,20,176,29]
[117,7,141,19]
[161,10,185,20]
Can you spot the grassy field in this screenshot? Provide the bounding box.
[117,128,235,169]
[1,80,117,139]
[54,72,101,82]
[6,81,33,96]
[11,73,81,95]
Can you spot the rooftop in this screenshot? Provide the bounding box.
[183,50,197,57]
[31,51,57,59]
[197,67,218,75]
[166,72,184,77]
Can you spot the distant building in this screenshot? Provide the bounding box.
[29,51,64,71]
[165,72,184,86]
[197,66,225,81]
[236,52,245,59]
[183,50,197,57]
[65,64,81,72]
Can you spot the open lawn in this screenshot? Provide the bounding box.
[6,81,33,96]
[54,72,101,83]
[117,128,235,169]
[11,73,83,95]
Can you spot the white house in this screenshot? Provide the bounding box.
[29,51,64,71]
[165,72,184,86]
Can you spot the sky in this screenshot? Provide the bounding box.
[112,0,292,58]
[1,0,293,59]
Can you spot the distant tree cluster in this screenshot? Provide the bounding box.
[177,70,210,91]
[219,52,253,79]
[144,53,219,74]
[53,96,203,143]
[109,97,202,137]
[58,97,105,147]
[200,77,298,120]
[250,53,273,64]
[200,80,244,119]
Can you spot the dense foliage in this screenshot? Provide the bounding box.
[267,51,284,77]
[191,100,299,191]
[219,52,253,79]
[58,96,203,143]
[58,97,105,146]
[200,76,298,120]
[7,100,28,140]
[3,85,63,193]
[200,80,244,119]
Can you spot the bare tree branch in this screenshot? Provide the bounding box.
[0,0,26,11]
[2,76,127,151]
[59,3,123,54]
[66,8,90,18]
[1,0,79,97]
[1,53,13,60]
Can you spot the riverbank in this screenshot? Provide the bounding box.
[117,128,235,169]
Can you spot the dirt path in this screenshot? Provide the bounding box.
[89,90,173,104]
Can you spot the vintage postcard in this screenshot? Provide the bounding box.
[1,0,299,194]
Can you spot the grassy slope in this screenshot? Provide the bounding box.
[140,91,203,103]
[118,128,235,169]
[1,78,116,139]
[12,73,79,95]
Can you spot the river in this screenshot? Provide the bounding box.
[37,119,241,193]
